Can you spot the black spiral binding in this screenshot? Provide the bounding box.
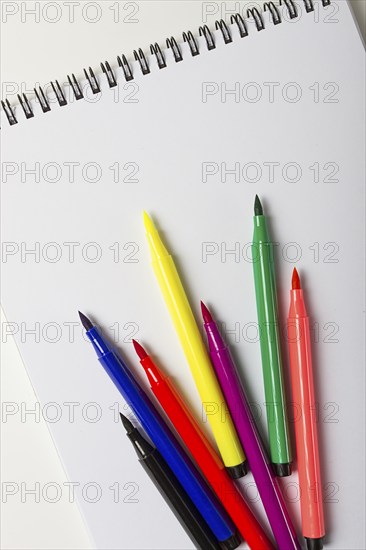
[117,55,133,81]
[247,7,265,31]
[230,14,248,38]
[17,93,34,119]
[1,0,332,126]
[150,43,166,69]
[215,20,233,44]
[84,67,100,94]
[166,37,183,62]
[101,62,117,88]
[199,25,216,50]
[134,49,150,75]
[279,0,298,19]
[183,31,199,56]
[68,74,84,99]
[1,99,17,125]
[51,80,67,106]
[303,0,314,11]
[264,2,282,25]
[34,86,51,112]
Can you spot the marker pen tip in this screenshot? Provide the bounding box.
[200,301,213,324]
[119,412,134,434]
[143,211,155,232]
[292,268,301,290]
[132,339,148,360]
[254,195,263,216]
[78,311,93,331]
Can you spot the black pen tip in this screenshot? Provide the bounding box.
[254,195,263,216]
[78,311,93,331]
[119,413,135,434]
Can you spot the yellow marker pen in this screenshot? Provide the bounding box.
[143,212,247,478]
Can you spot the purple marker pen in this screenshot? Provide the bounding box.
[201,302,301,550]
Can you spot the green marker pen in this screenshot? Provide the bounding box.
[252,195,292,477]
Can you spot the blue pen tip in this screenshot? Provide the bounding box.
[78,311,93,331]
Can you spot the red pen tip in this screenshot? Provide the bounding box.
[292,268,301,290]
[200,301,213,323]
[132,339,148,360]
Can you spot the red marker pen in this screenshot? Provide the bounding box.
[133,340,274,550]
[287,269,325,550]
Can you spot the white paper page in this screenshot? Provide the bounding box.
[1,1,365,548]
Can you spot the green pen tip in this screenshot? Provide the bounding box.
[254,195,263,216]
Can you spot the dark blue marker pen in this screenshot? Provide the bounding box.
[79,312,240,549]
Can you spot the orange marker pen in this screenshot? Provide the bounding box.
[287,269,325,550]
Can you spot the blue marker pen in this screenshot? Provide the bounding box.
[79,312,239,548]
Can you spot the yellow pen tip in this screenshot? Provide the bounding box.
[142,211,169,258]
[143,210,155,233]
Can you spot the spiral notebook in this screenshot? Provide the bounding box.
[2,1,365,548]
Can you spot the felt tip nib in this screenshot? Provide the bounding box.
[119,413,134,434]
[78,311,93,331]
[201,301,213,324]
[292,268,301,290]
[143,211,155,233]
[143,212,168,258]
[132,339,148,360]
[254,195,263,216]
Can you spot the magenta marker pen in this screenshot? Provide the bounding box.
[201,302,301,550]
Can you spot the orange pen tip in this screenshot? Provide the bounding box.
[292,268,301,290]
[132,339,148,360]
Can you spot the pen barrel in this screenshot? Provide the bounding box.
[95,347,236,543]
[150,375,274,550]
[287,313,325,540]
[140,449,222,550]
[151,255,245,470]
[206,330,300,550]
[252,220,291,466]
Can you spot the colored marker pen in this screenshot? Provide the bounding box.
[252,196,292,476]
[143,212,247,479]
[133,340,274,550]
[79,312,239,548]
[119,413,222,550]
[201,302,301,550]
[287,269,325,550]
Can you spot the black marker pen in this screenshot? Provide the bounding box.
[120,413,236,550]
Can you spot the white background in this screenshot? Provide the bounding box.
[1,2,365,549]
